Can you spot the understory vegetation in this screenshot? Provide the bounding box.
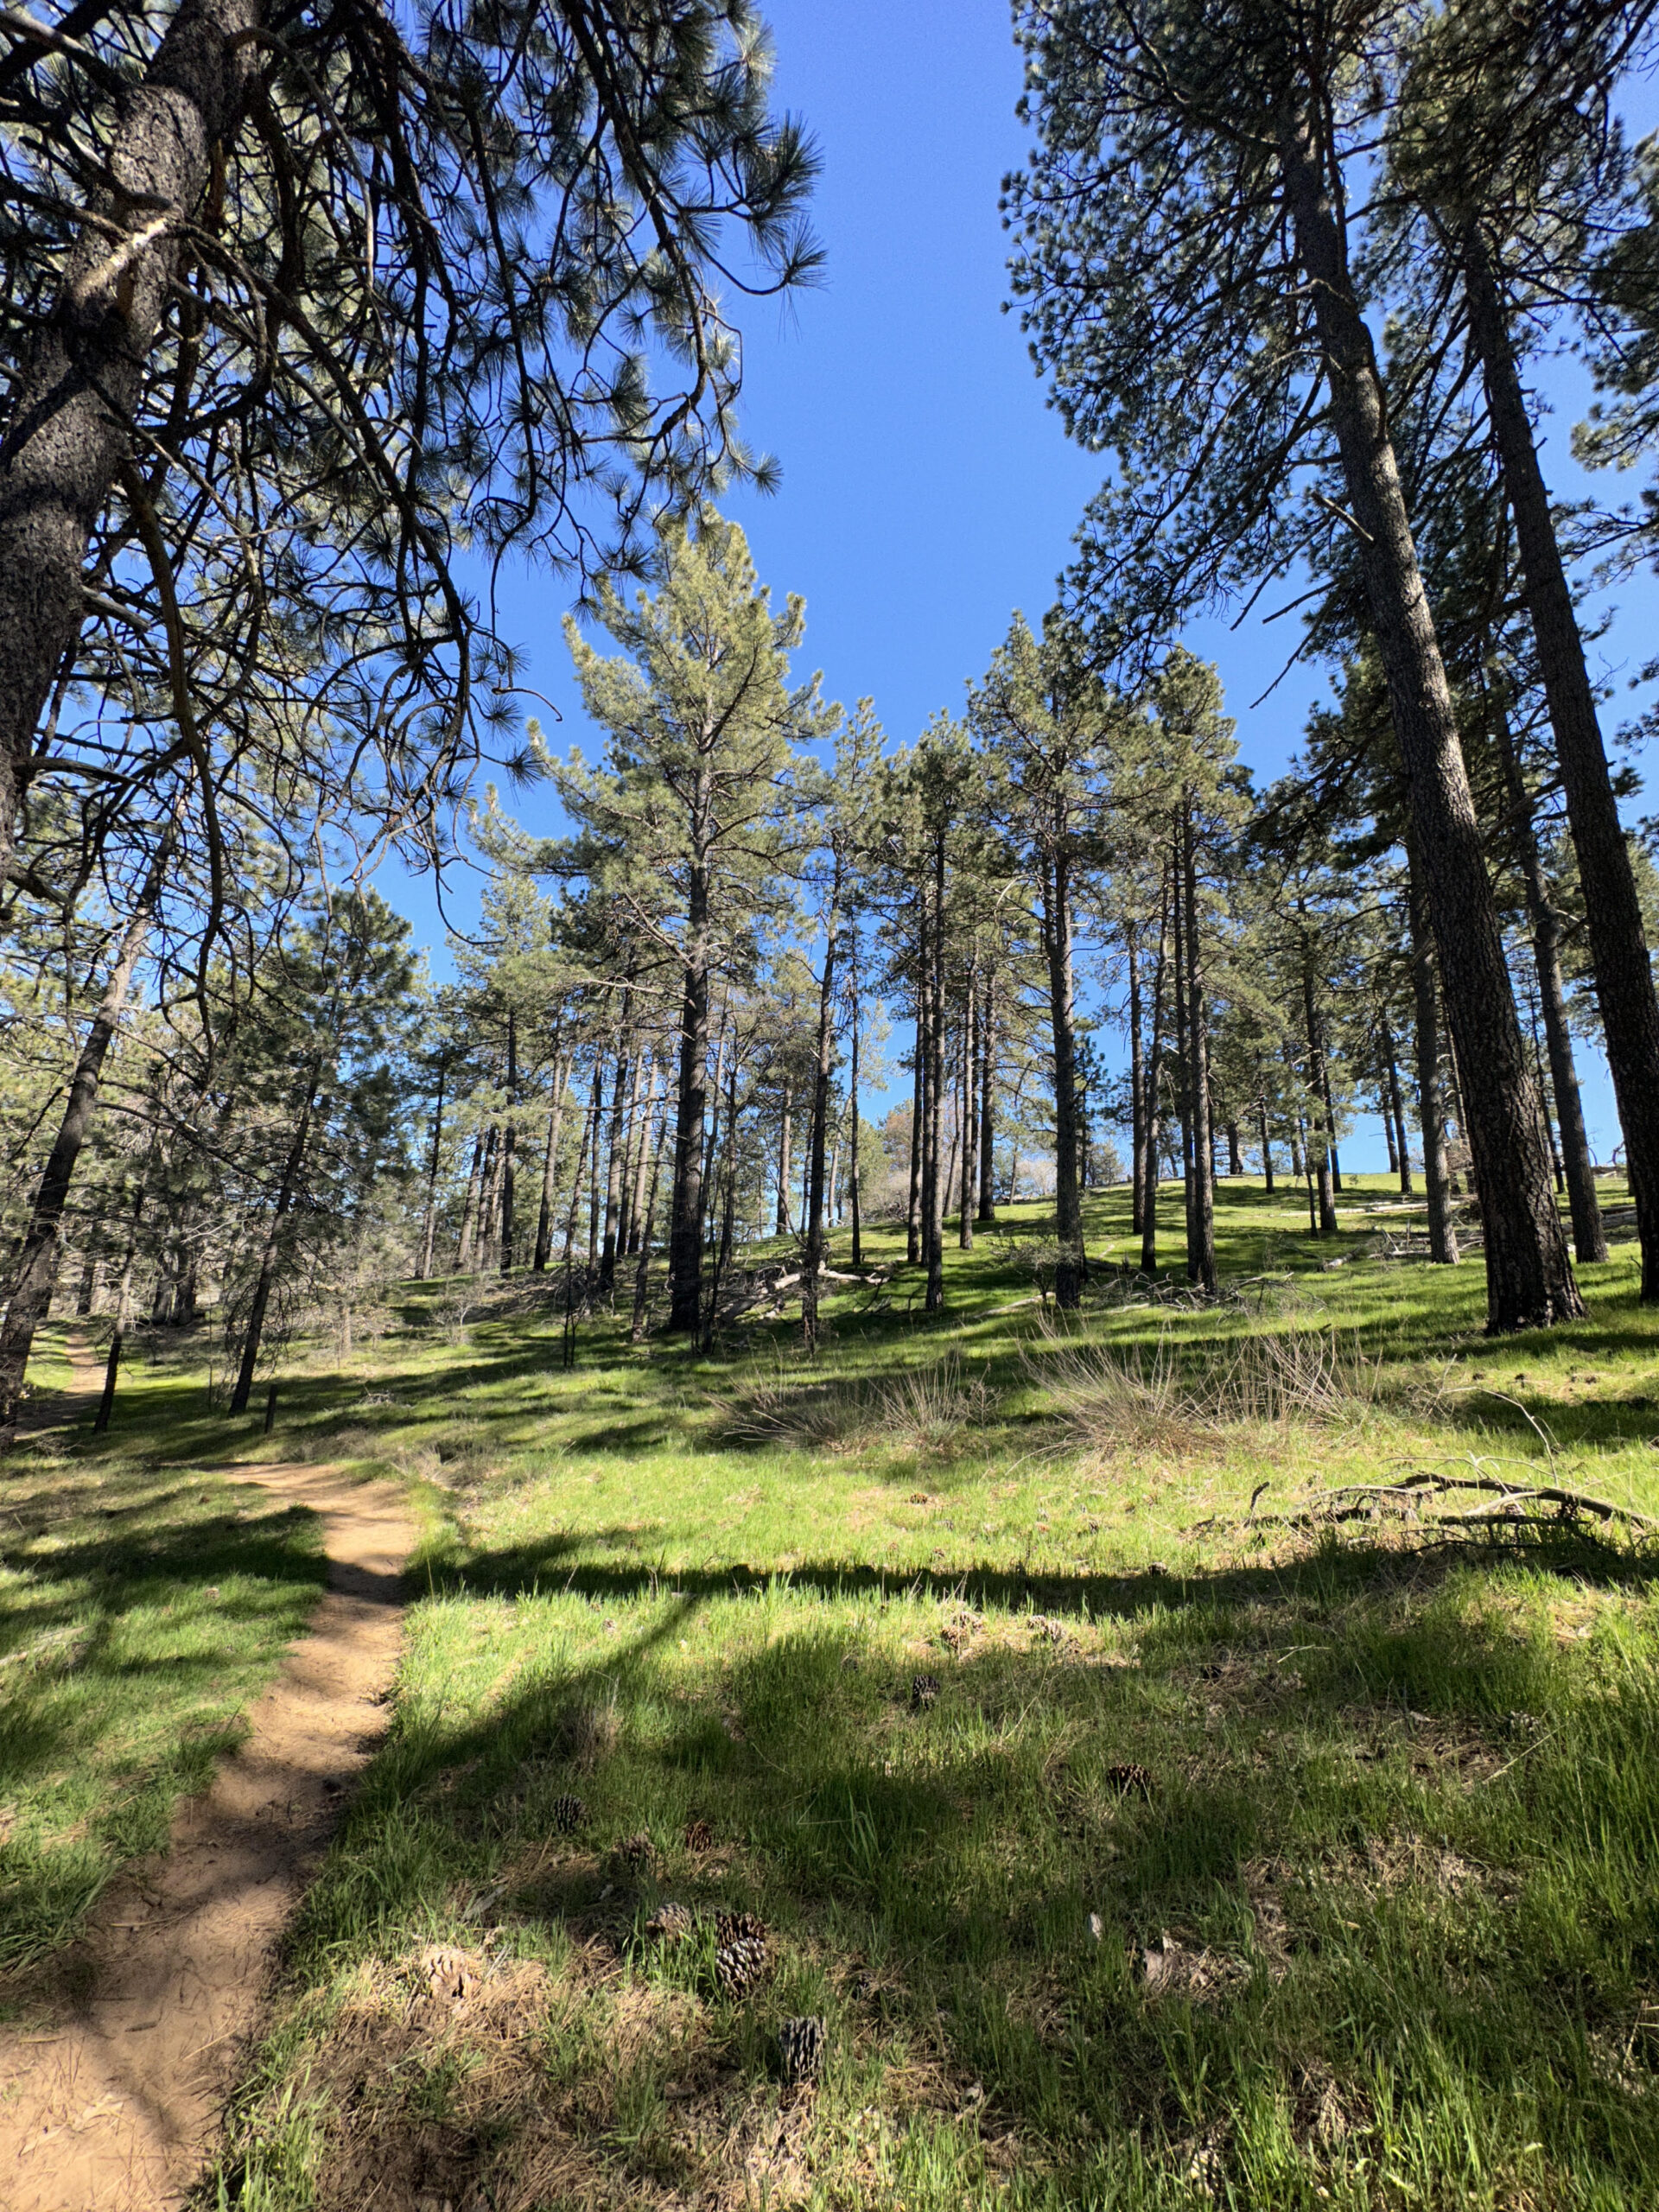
[7,1180,1659,2209]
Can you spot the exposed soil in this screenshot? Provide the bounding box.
[0,1345,416,2211]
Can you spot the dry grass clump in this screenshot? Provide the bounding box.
[1031,1323,1383,1455]
[726,1353,994,1457]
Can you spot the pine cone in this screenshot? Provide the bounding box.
[715,1932,768,1996]
[778,2014,826,2084]
[712,1908,766,1946]
[615,1829,654,1871]
[910,1673,940,1710]
[645,1901,696,1942]
[1104,1762,1154,1798]
[550,1792,587,1834]
[683,1816,713,1853]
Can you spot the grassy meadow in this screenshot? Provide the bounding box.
[7,1173,1659,2207]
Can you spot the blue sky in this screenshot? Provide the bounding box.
[391,0,1658,1172]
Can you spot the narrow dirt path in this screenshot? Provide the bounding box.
[0,1380,416,2212]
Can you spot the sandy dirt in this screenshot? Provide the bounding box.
[0,1349,416,2211]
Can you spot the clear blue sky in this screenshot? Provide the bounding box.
[392,0,1657,1171]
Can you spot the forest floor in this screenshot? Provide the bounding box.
[5,1173,1659,2209]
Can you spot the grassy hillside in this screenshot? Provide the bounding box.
[9,1174,1659,2207]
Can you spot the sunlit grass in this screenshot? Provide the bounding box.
[9,1179,1659,2202]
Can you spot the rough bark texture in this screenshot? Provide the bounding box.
[0,0,265,874]
[1280,117,1579,1328]
[1463,225,1656,1295]
[1128,932,1147,1235]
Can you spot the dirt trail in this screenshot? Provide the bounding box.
[0,1349,416,2211]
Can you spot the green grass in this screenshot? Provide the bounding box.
[0,1325,330,1989]
[12,1176,1659,2205]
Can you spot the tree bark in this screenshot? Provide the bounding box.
[0,835,168,1435]
[229,1071,317,1414]
[976,968,997,1224]
[0,0,266,877]
[958,971,976,1250]
[803,875,840,1347]
[849,969,864,1268]
[667,839,712,1330]
[1044,850,1084,1306]
[600,1021,631,1294]
[1279,113,1580,1328]
[1182,803,1217,1292]
[1490,691,1608,1264]
[419,1056,447,1279]
[1140,899,1169,1275]
[924,828,948,1312]
[1128,927,1147,1235]
[1406,856,1461,1266]
[1382,1017,1413,1197]
[500,1010,518,1276]
[1463,223,1654,1293]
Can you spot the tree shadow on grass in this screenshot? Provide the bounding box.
[247,1525,1659,2212]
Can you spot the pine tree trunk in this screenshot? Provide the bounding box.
[1407,856,1461,1265]
[803,883,840,1347]
[453,1133,483,1274]
[925,830,948,1312]
[95,1169,151,1434]
[907,908,925,1263]
[626,1055,654,1256]
[500,1011,518,1276]
[0,836,168,1435]
[476,1125,501,1273]
[1258,1087,1275,1193]
[775,1077,793,1238]
[1171,835,1197,1274]
[849,979,864,1268]
[959,973,976,1250]
[0,0,265,880]
[1463,224,1654,1293]
[1128,929,1147,1235]
[1490,699,1607,1263]
[668,849,712,1332]
[600,1029,631,1294]
[1141,907,1168,1274]
[420,1057,447,1279]
[615,1045,645,1261]
[533,1059,569,1274]
[1321,1060,1344,1194]
[229,1074,317,1414]
[1046,850,1084,1307]
[1279,113,1580,1329]
[1300,942,1338,1236]
[632,1101,664,1343]
[976,969,997,1224]
[586,1062,603,1268]
[1382,1018,1413,1197]
[1183,805,1217,1292]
